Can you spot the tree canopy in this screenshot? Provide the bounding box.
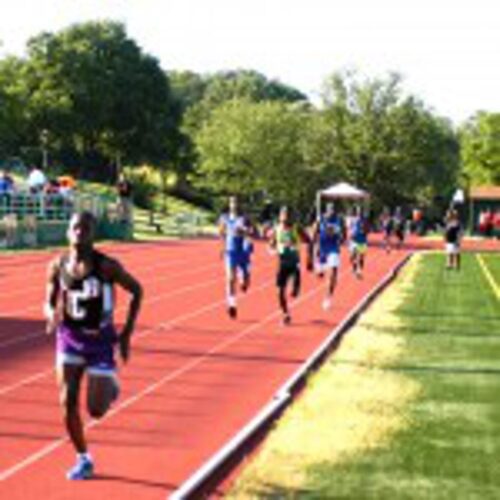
[1,21,177,179]
[193,71,460,212]
[460,112,500,186]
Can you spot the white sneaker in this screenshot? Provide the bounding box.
[322,297,332,310]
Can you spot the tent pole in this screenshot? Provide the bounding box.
[316,191,321,221]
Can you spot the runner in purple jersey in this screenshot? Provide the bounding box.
[44,211,143,480]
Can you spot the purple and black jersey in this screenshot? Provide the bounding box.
[59,250,114,331]
[56,251,117,372]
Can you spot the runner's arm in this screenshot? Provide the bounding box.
[267,227,277,252]
[105,258,143,363]
[299,226,314,271]
[218,217,227,257]
[44,257,61,335]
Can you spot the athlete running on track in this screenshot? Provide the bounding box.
[44,211,143,480]
[348,206,369,279]
[393,207,406,249]
[380,207,394,253]
[218,196,253,318]
[268,206,313,325]
[311,203,344,310]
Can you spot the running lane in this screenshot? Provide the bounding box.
[0,239,410,499]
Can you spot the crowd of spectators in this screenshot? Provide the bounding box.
[478,209,500,238]
[0,165,77,218]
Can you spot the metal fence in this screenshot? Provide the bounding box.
[0,191,131,249]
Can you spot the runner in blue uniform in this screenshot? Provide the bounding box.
[218,196,252,318]
[44,212,143,480]
[312,203,343,310]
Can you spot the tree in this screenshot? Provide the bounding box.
[23,21,177,179]
[194,98,316,211]
[315,71,459,210]
[171,69,308,196]
[0,56,31,160]
[460,112,500,186]
[183,69,307,135]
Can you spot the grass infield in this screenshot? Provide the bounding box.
[228,252,500,499]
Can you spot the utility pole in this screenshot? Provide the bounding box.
[40,129,49,170]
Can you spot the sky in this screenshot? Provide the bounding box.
[0,0,499,124]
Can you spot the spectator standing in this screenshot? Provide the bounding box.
[444,209,462,270]
[116,173,133,222]
[0,170,14,194]
[484,209,494,237]
[494,210,500,239]
[27,165,47,194]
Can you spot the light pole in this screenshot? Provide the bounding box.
[40,129,49,170]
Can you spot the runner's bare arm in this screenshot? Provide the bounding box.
[104,258,143,363]
[218,218,227,257]
[299,226,314,271]
[267,227,277,252]
[44,257,61,335]
[310,221,320,256]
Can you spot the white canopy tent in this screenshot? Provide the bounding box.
[316,182,370,217]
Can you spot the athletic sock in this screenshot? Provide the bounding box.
[78,452,92,463]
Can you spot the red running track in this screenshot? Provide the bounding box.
[0,238,410,499]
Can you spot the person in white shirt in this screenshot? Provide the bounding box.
[27,166,47,193]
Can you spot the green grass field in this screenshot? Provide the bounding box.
[229,253,500,499]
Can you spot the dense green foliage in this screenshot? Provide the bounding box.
[460,112,500,186]
[0,21,177,180]
[194,72,460,212]
[194,99,314,209]
[316,72,460,210]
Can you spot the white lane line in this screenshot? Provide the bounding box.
[0,260,276,392]
[0,259,222,319]
[0,247,222,309]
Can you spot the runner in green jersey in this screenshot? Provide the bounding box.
[268,206,313,325]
